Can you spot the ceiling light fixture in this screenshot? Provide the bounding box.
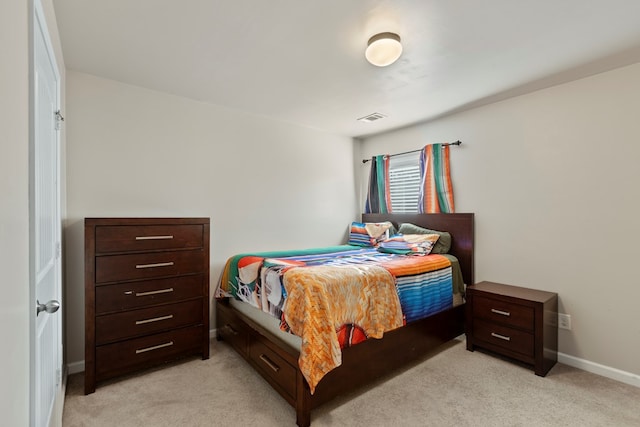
[365,32,402,67]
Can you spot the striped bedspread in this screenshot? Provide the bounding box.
[216,245,455,392]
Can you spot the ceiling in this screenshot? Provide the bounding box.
[53,0,640,138]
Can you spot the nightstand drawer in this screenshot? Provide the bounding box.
[95,224,203,253]
[473,295,534,330]
[473,319,534,357]
[95,250,204,283]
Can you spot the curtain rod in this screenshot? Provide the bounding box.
[361,140,462,164]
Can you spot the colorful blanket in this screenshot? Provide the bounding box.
[283,264,402,393]
[216,245,454,392]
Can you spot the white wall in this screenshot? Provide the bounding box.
[64,71,358,366]
[0,1,30,425]
[359,62,640,377]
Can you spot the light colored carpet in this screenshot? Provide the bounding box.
[63,337,640,426]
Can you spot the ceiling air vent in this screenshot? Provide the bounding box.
[357,112,387,123]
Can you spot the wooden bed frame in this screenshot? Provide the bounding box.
[216,213,474,426]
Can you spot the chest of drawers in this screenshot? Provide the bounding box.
[465,281,557,376]
[84,218,210,394]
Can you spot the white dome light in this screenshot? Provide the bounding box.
[365,32,402,67]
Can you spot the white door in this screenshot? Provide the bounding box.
[32,1,63,426]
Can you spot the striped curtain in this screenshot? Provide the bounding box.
[365,155,392,214]
[418,144,455,213]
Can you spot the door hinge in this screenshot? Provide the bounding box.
[55,242,61,259]
[55,110,64,130]
[56,368,61,386]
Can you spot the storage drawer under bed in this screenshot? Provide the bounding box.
[216,301,250,357]
[248,335,297,401]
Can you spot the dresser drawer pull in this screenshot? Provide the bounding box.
[135,235,174,240]
[135,314,174,325]
[491,332,511,341]
[135,341,174,354]
[259,354,280,373]
[491,308,511,316]
[135,261,174,269]
[134,287,174,297]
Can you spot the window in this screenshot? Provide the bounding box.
[388,152,421,213]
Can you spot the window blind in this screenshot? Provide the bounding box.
[388,152,421,213]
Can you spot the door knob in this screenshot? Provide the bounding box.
[36,299,60,316]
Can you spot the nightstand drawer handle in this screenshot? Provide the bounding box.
[491,308,511,316]
[136,341,174,354]
[259,354,280,373]
[491,332,511,341]
[136,261,174,269]
[135,287,174,297]
[135,235,174,240]
[135,314,173,325]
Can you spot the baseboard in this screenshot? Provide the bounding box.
[67,360,85,375]
[558,352,640,388]
[66,335,637,389]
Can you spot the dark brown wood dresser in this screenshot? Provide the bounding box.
[84,217,210,394]
[466,281,558,376]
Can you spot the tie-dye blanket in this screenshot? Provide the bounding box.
[283,264,402,393]
[216,245,455,393]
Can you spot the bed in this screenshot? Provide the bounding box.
[215,213,474,426]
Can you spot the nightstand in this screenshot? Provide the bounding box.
[466,281,558,376]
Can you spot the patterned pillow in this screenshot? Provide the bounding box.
[377,233,440,255]
[397,223,451,254]
[348,221,393,247]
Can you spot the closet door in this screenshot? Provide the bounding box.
[32,1,63,426]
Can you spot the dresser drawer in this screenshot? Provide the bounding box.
[95,326,203,381]
[95,250,204,284]
[95,224,203,253]
[95,275,204,314]
[473,318,534,357]
[96,299,203,345]
[249,336,297,400]
[473,295,534,330]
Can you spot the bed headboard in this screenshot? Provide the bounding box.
[362,213,475,286]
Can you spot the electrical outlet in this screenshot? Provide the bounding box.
[558,313,572,330]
